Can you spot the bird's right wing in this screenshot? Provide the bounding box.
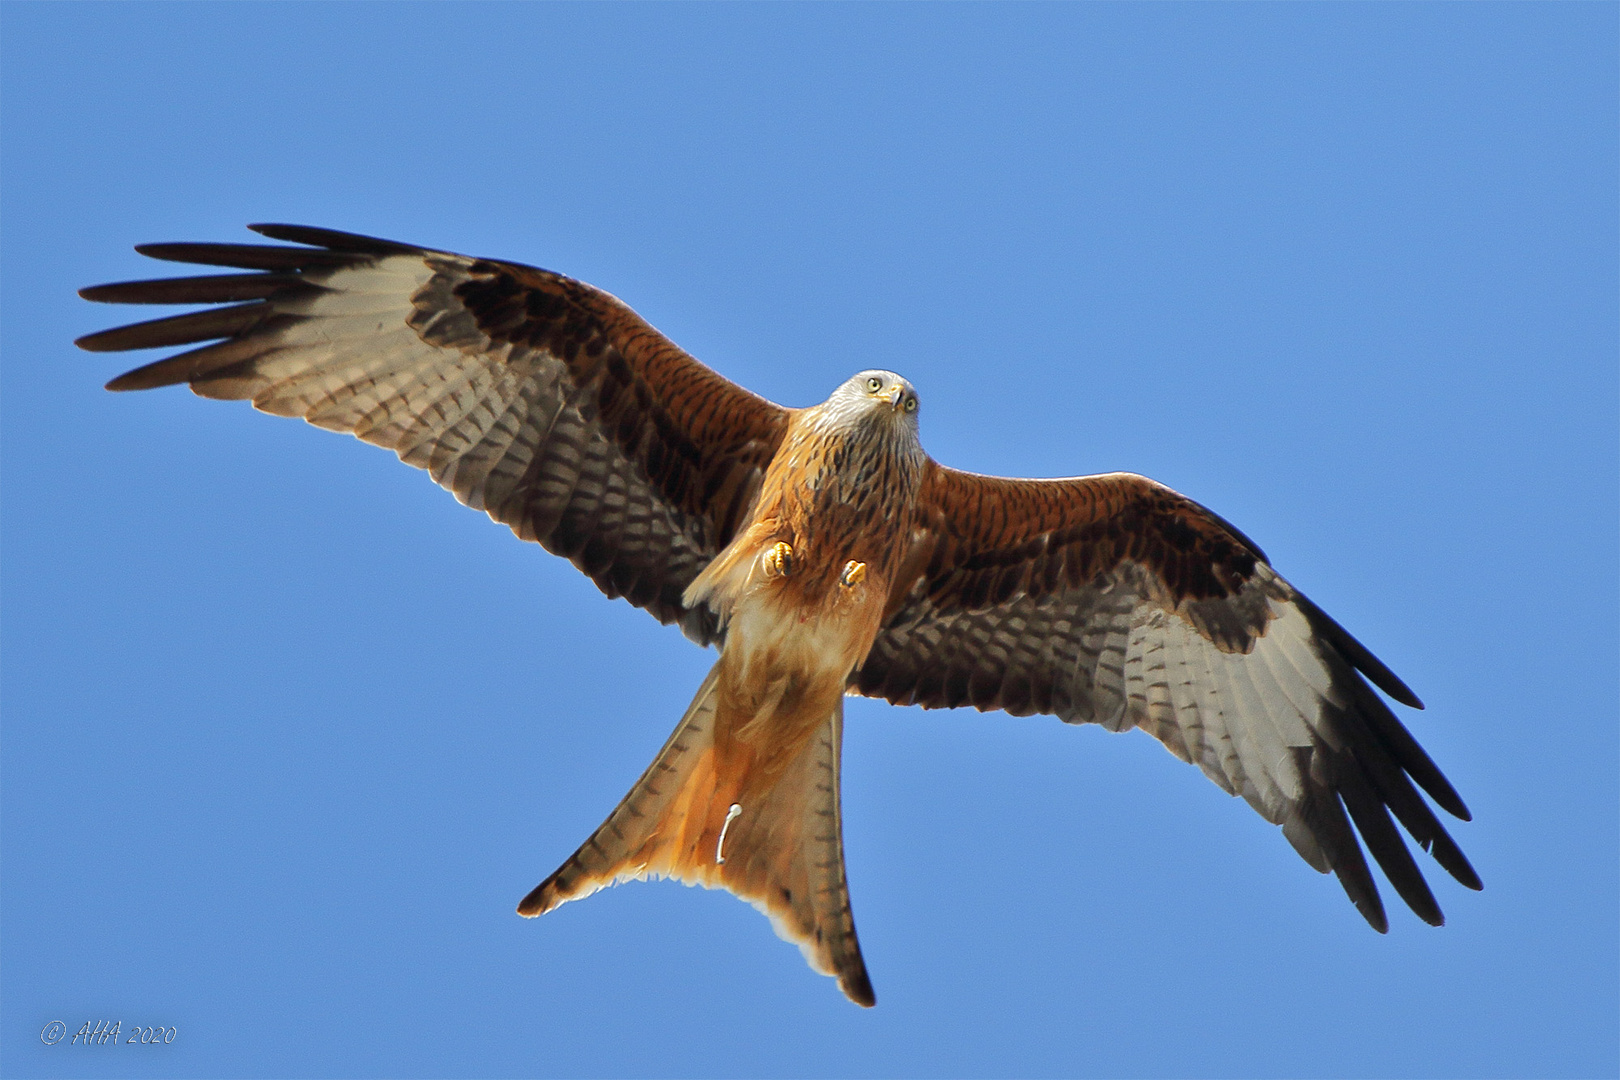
[854,466,1479,931]
[78,225,790,643]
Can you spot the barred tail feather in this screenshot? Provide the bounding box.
[517,665,874,1007]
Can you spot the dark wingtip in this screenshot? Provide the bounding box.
[131,242,190,261]
[104,371,146,392]
[1296,593,1424,709]
[247,222,330,242]
[247,223,422,255]
[78,282,145,304]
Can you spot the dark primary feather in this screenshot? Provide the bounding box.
[78,272,314,306]
[249,223,423,254]
[77,302,277,354]
[134,240,364,270]
[77,225,790,643]
[855,466,1479,930]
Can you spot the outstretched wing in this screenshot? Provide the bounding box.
[854,467,1480,931]
[78,225,790,643]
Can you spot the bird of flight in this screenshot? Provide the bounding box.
[78,225,1480,1007]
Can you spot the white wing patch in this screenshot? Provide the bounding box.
[1119,573,1330,825]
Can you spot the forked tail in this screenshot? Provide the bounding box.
[517,664,874,1007]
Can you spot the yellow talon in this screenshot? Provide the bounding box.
[763,541,794,578]
[840,560,867,588]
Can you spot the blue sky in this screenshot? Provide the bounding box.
[2,4,1615,1077]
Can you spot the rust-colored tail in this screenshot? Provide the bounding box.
[517,664,874,1007]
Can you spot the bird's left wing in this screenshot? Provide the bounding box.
[78,225,790,644]
[852,466,1480,930]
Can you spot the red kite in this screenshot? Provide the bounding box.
[78,225,1479,1007]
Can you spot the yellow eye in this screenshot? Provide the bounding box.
[866,377,883,392]
[904,396,917,413]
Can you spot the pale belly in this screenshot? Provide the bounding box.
[710,564,886,781]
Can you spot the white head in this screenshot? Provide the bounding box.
[799,368,928,500]
[818,369,920,427]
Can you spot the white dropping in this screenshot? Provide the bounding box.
[715,803,743,864]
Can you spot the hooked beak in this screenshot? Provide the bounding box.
[885,385,906,411]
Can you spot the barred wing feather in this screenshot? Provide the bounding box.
[856,467,1480,930]
[78,225,790,644]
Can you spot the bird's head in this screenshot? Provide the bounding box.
[824,369,920,425]
[798,370,928,490]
